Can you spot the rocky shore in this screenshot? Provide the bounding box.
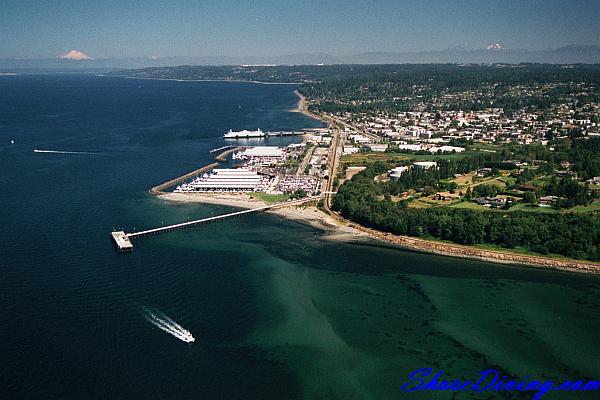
[345,220,600,274]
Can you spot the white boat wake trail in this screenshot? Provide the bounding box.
[142,307,195,343]
[33,149,98,155]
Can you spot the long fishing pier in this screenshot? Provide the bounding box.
[111,196,321,252]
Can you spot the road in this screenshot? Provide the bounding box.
[323,111,380,142]
[297,144,316,176]
[323,117,343,211]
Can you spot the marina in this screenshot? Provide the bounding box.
[171,142,327,195]
[149,146,245,194]
[174,168,270,192]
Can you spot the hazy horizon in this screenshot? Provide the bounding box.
[3,44,600,62]
[1,0,599,60]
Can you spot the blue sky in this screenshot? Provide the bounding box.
[1,0,599,58]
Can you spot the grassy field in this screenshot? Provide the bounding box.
[411,152,479,161]
[470,143,500,152]
[340,150,482,166]
[248,192,289,203]
[465,176,507,189]
[450,201,560,213]
[449,201,489,210]
[452,172,476,186]
[407,199,430,208]
[341,152,411,165]
[507,203,559,213]
[567,199,600,214]
[498,175,517,187]
[448,199,600,214]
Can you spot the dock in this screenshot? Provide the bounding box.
[223,131,305,139]
[266,131,304,137]
[111,195,320,252]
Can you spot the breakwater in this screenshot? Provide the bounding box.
[149,146,244,194]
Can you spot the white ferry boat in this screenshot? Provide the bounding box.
[223,128,265,139]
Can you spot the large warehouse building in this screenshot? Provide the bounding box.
[175,168,270,192]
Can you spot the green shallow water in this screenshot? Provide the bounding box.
[133,196,600,399]
[243,236,600,399]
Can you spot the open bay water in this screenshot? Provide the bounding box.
[1,74,599,399]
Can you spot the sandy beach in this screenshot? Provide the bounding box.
[292,90,327,124]
[158,192,365,240]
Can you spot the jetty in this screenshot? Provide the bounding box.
[209,145,236,154]
[111,195,320,251]
[149,146,245,194]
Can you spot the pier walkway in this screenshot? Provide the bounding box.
[111,195,321,251]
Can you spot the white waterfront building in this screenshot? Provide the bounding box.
[234,146,286,166]
[175,168,270,192]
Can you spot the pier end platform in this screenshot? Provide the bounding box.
[111,231,134,252]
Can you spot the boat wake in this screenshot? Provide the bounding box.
[33,149,98,155]
[142,307,195,343]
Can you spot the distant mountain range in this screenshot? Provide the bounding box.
[1,45,599,71]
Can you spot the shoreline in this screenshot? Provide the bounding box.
[340,215,600,274]
[292,90,326,124]
[106,75,303,85]
[157,192,369,241]
[158,192,600,275]
[107,75,324,124]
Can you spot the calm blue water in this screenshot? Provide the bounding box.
[1,74,599,400]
